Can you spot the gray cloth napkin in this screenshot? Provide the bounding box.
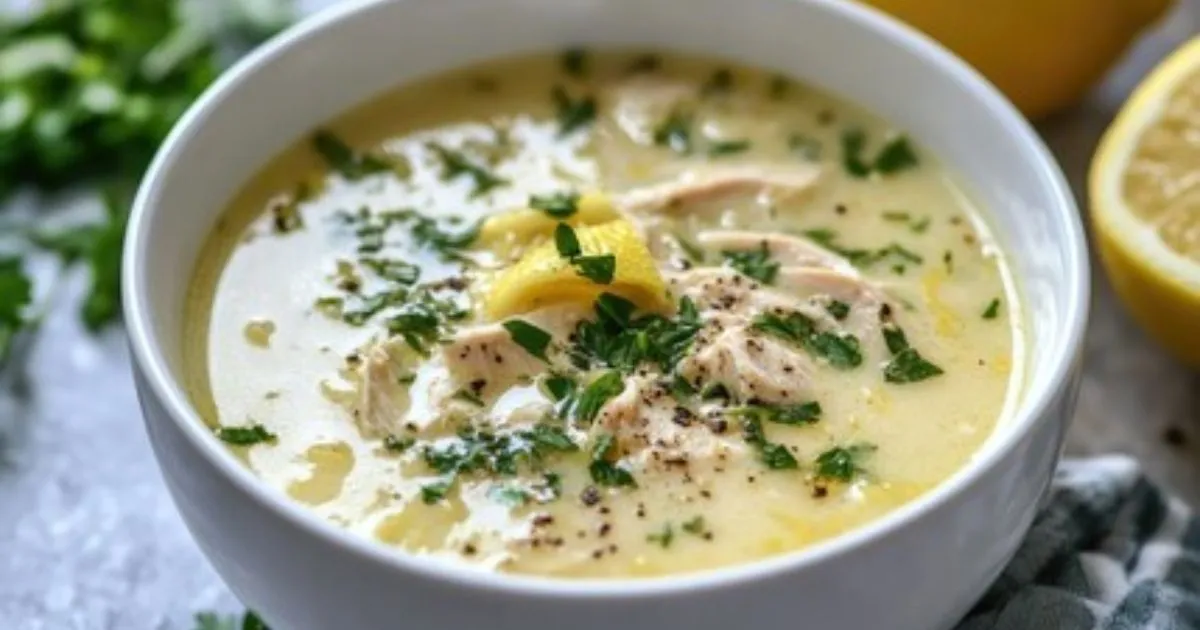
[956,456,1200,630]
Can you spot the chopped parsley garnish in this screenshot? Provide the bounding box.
[681,515,708,536]
[193,611,269,630]
[488,484,530,507]
[573,255,616,284]
[700,382,731,402]
[589,432,637,488]
[753,311,863,369]
[542,373,577,402]
[882,211,931,234]
[814,443,877,482]
[653,110,693,154]
[841,128,919,178]
[503,319,553,362]
[340,289,408,326]
[419,423,579,502]
[943,250,955,273]
[722,244,779,284]
[670,373,697,400]
[701,69,734,96]
[215,424,276,446]
[360,258,420,284]
[551,86,597,136]
[707,139,752,157]
[428,142,508,197]
[647,522,675,548]
[561,48,587,77]
[421,478,453,504]
[0,258,32,362]
[825,300,851,320]
[570,295,702,374]
[982,298,1002,320]
[554,223,616,284]
[788,133,822,161]
[881,322,944,384]
[530,191,580,218]
[802,228,923,269]
[573,370,626,424]
[384,290,469,355]
[410,216,481,260]
[383,435,416,453]
[732,401,822,426]
[554,222,582,258]
[312,131,401,181]
[740,417,798,470]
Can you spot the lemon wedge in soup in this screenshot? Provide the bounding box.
[479,191,621,248]
[485,218,670,320]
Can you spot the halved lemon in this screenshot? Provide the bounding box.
[1091,36,1200,366]
[485,218,670,320]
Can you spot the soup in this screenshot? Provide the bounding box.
[185,51,1023,578]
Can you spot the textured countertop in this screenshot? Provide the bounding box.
[2,2,1199,628]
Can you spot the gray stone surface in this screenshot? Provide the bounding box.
[1,2,1199,629]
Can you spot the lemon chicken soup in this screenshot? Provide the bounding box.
[185,51,1023,578]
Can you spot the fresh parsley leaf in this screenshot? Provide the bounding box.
[882,211,931,234]
[670,373,697,400]
[570,297,701,374]
[841,128,919,178]
[732,401,822,426]
[573,254,616,284]
[551,86,597,136]
[530,191,580,218]
[428,143,508,197]
[700,382,731,402]
[646,522,675,548]
[814,443,877,482]
[452,389,486,407]
[360,258,420,284]
[554,222,582,258]
[194,611,268,630]
[527,423,578,453]
[421,478,453,504]
[595,292,636,328]
[753,311,863,369]
[0,258,32,362]
[542,373,576,402]
[825,300,851,320]
[884,348,945,383]
[561,48,587,77]
[588,432,636,487]
[488,484,529,507]
[312,131,397,180]
[681,515,708,536]
[503,319,553,362]
[982,298,1002,320]
[873,136,919,174]
[740,417,798,470]
[723,244,779,284]
[880,322,944,383]
[29,224,105,263]
[653,110,693,154]
[574,370,625,424]
[410,215,480,259]
[215,424,276,446]
[80,191,127,331]
[707,139,751,157]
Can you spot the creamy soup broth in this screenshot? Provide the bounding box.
[185,51,1023,578]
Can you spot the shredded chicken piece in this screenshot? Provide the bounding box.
[615,164,822,213]
[356,341,414,438]
[679,315,818,404]
[594,375,743,469]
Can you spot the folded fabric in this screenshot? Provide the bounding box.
[957,456,1200,630]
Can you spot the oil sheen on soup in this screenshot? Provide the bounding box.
[185,51,1023,578]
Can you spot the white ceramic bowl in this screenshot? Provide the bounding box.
[123,0,1089,628]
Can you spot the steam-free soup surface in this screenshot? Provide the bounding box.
[186,51,1022,578]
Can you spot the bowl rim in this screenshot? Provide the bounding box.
[122,0,1089,599]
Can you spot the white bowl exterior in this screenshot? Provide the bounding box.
[123,0,1088,628]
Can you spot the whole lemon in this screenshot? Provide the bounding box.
[860,0,1174,120]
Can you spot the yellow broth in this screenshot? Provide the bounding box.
[184,51,1023,578]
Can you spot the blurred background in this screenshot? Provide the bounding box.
[0,0,1198,628]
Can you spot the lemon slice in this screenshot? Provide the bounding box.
[478,191,621,251]
[485,218,670,320]
[1091,36,1200,366]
